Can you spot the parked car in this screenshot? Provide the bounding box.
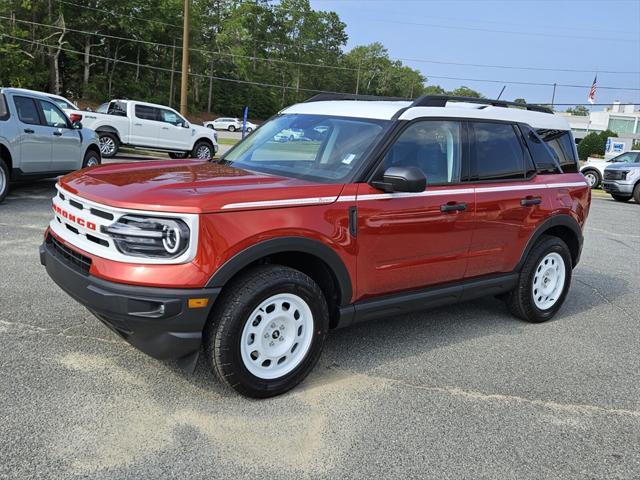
[67,100,218,159]
[274,127,304,142]
[204,117,257,132]
[41,94,590,397]
[0,88,100,203]
[580,150,640,189]
[602,155,640,203]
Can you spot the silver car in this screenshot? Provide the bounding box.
[602,154,640,204]
[0,88,101,203]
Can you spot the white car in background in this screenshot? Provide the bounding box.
[204,117,257,132]
[581,150,640,188]
[274,128,305,142]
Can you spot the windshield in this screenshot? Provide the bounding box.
[50,97,76,110]
[221,114,390,182]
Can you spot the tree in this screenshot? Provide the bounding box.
[514,98,527,104]
[449,86,483,98]
[577,129,618,160]
[566,105,589,116]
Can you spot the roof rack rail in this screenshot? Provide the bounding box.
[304,93,411,103]
[411,95,553,114]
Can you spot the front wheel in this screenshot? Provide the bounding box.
[98,132,119,158]
[0,157,9,203]
[634,184,640,204]
[82,149,101,168]
[228,125,236,132]
[507,235,572,323]
[582,169,601,189]
[612,194,631,202]
[204,265,329,398]
[191,141,213,160]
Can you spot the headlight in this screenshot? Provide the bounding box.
[101,215,190,258]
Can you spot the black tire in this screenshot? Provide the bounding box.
[582,169,601,189]
[191,140,213,160]
[0,157,9,203]
[203,265,329,398]
[97,132,119,158]
[228,125,236,132]
[633,184,640,204]
[206,124,215,129]
[82,149,101,169]
[169,152,189,159]
[507,235,572,323]
[612,194,631,202]
[246,127,253,133]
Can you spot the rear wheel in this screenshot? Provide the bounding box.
[82,149,101,168]
[191,141,213,160]
[0,157,9,203]
[98,132,119,158]
[204,265,329,398]
[582,169,601,189]
[633,184,640,204]
[228,125,236,132]
[612,194,631,202]
[507,235,572,323]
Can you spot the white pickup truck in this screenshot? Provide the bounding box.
[68,100,218,159]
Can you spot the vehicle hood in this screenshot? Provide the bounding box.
[191,123,217,141]
[58,160,345,214]
[604,162,639,170]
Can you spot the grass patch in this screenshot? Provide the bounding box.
[218,137,239,146]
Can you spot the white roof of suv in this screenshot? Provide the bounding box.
[283,95,570,131]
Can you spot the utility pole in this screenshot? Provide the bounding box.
[180,0,190,116]
[355,61,361,95]
[551,83,557,107]
[169,39,176,107]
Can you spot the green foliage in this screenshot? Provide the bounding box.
[565,105,589,116]
[449,86,483,98]
[633,141,640,150]
[577,129,618,160]
[0,0,484,118]
[513,98,526,104]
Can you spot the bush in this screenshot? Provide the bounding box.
[577,129,618,160]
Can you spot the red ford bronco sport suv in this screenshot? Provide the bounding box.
[41,95,590,398]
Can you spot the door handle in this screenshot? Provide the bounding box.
[24,128,34,134]
[520,196,542,206]
[162,127,169,130]
[134,123,143,126]
[53,131,63,136]
[440,202,467,212]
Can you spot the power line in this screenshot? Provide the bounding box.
[55,0,182,29]
[3,15,640,88]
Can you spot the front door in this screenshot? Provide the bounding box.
[356,119,475,299]
[39,99,82,172]
[157,108,192,151]
[12,95,52,173]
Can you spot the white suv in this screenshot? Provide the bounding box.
[581,151,640,189]
[204,117,257,132]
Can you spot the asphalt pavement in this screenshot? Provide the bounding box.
[0,182,639,479]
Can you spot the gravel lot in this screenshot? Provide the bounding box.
[1,180,639,480]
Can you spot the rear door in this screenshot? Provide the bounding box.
[38,99,82,172]
[465,121,547,278]
[131,104,161,147]
[356,119,475,298]
[12,95,51,173]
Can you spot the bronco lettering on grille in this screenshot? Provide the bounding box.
[53,204,97,231]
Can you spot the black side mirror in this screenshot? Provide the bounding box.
[71,121,83,130]
[371,166,426,193]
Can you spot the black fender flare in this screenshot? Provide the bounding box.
[206,237,353,306]
[515,214,583,271]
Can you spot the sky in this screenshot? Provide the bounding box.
[308,0,640,111]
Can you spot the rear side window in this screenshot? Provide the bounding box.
[14,96,41,125]
[470,122,525,181]
[536,129,578,173]
[135,105,159,121]
[0,94,9,121]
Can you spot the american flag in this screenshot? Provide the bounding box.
[588,75,597,104]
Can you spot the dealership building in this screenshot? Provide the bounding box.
[559,102,640,140]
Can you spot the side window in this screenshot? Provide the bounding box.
[40,100,70,128]
[382,120,462,185]
[135,105,159,121]
[536,129,578,173]
[612,152,635,163]
[0,94,9,121]
[108,101,127,116]
[159,109,182,126]
[471,122,525,181]
[14,96,41,125]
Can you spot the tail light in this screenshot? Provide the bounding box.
[70,113,83,123]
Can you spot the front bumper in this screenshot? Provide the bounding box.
[40,234,220,363]
[602,181,634,195]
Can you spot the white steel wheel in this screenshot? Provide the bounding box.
[532,252,566,310]
[0,165,7,198]
[240,293,314,380]
[85,157,99,167]
[583,171,598,188]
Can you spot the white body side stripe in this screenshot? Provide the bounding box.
[219,181,587,210]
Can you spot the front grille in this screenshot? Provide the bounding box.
[604,170,627,180]
[47,234,92,275]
